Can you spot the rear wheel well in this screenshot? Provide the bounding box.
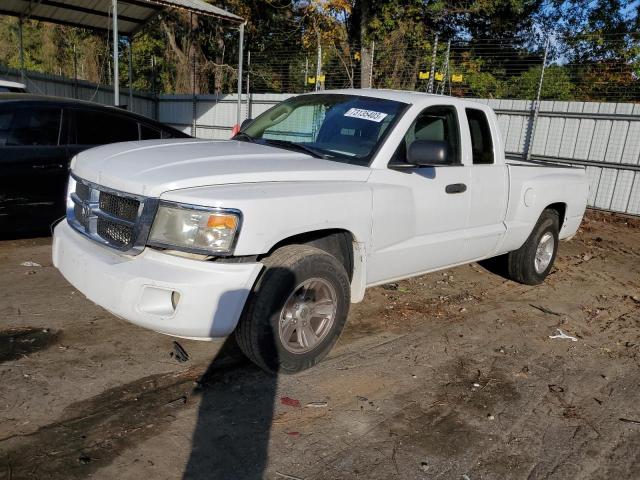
[263,230,354,281]
[545,202,566,228]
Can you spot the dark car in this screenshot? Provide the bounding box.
[0,94,189,236]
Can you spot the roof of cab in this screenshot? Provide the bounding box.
[310,88,488,109]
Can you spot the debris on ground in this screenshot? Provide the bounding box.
[166,395,188,408]
[305,401,328,408]
[170,341,189,362]
[619,418,640,425]
[281,396,301,408]
[548,329,578,342]
[275,472,304,480]
[530,304,562,316]
[20,261,42,267]
[420,461,429,472]
[382,283,399,290]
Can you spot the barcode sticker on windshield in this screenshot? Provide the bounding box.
[344,108,388,123]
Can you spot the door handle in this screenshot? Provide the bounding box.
[445,183,467,194]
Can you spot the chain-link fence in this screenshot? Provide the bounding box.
[244,32,640,102]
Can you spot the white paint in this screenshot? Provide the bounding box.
[54,89,589,341]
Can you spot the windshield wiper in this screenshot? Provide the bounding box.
[261,139,330,159]
[233,131,256,143]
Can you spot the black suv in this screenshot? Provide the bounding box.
[0,94,189,235]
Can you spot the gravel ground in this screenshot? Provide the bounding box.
[0,210,639,480]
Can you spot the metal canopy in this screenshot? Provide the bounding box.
[0,0,244,34]
[2,0,246,125]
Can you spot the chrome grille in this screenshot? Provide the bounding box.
[97,219,132,247]
[67,175,159,254]
[99,192,140,221]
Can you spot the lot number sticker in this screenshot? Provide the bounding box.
[344,108,388,123]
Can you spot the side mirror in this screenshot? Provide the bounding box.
[407,140,452,167]
[240,118,253,130]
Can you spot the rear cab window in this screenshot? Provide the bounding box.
[466,108,494,165]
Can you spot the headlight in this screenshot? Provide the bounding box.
[148,202,241,255]
[66,175,77,214]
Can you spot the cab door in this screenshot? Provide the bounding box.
[367,105,471,284]
[462,107,508,260]
[0,104,67,233]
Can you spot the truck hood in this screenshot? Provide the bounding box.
[71,139,371,197]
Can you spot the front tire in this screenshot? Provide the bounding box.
[235,245,350,374]
[507,209,560,285]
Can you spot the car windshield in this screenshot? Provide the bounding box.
[238,94,407,165]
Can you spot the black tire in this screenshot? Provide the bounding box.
[507,209,560,285]
[235,244,351,374]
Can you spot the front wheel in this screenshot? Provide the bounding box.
[507,209,560,285]
[235,245,350,374]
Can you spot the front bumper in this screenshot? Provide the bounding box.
[52,221,263,340]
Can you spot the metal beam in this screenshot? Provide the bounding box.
[494,109,640,122]
[236,22,245,125]
[113,0,119,106]
[128,38,133,108]
[13,0,142,24]
[506,152,640,173]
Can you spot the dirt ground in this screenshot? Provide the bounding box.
[0,210,639,480]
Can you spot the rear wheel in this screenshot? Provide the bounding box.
[507,209,560,285]
[235,245,350,374]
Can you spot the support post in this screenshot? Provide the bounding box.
[128,38,133,109]
[112,0,119,106]
[18,18,25,84]
[236,22,245,126]
[73,42,78,98]
[439,40,451,95]
[304,57,308,92]
[369,41,375,88]
[191,12,196,137]
[525,39,549,161]
[246,50,251,120]
[427,33,439,93]
[315,35,322,91]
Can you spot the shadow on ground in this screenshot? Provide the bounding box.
[183,337,278,480]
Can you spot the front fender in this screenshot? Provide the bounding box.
[160,182,374,257]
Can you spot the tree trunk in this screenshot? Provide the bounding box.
[359,0,372,88]
[214,24,225,94]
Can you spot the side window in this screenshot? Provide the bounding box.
[140,124,162,140]
[73,109,138,145]
[391,105,460,165]
[0,107,61,146]
[466,108,494,165]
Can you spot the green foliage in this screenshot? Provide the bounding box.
[507,66,575,100]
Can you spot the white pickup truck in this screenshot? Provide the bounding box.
[53,89,588,373]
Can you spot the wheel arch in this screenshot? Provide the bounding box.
[259,228,367,303]
[544,202,566,229]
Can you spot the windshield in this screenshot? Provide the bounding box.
[238,94,407,165]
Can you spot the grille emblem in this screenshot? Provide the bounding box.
[82,204,92,223]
